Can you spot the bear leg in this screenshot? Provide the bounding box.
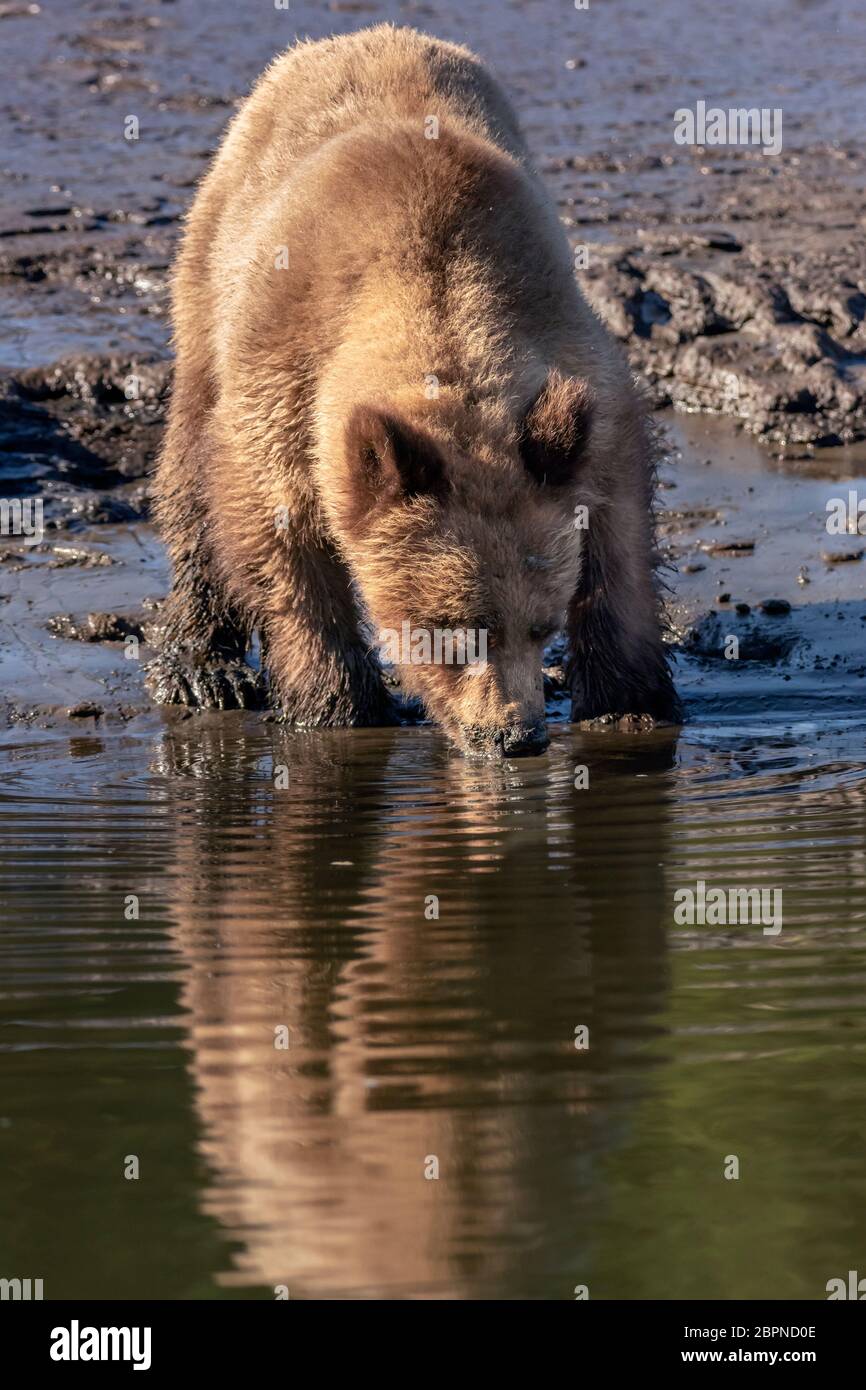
[146,564,269,712]
[147,413,267,710]
[257,538,396,728]
[566,501,681,728]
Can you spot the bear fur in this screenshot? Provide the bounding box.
[148,23,680,755]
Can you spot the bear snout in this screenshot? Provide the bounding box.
[498,720,550,758]
[459,718,549,759]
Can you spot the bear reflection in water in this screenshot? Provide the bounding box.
[154,721,676,1297]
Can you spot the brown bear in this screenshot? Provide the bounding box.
[148,23,680,756]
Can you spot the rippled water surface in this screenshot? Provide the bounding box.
[2,713,865,1299]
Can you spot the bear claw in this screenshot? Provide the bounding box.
[147,651,268,710]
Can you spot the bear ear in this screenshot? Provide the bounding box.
[344,406,447,527]
[519,371,594,487]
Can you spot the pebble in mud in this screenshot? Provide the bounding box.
[821,546,864,564]
[701,538,756,556]
[542,665,566,695]
[759,599,792,616]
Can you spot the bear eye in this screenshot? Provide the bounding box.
[529,623,557,643]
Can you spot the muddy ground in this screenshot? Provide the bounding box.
[1,0,864,728]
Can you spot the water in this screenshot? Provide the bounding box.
[2,714,865,1299]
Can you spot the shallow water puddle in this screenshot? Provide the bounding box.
[1,713,864,1299]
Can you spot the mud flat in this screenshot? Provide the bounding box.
[1,0,864,726]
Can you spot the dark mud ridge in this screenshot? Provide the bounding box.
[0,355,166,529]
[590,232,866,448]
[557,145,866,450]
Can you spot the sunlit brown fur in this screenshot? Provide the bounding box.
[149,24,680,754]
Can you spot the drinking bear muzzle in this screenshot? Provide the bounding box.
[460,717,550,759]
[499,719,550,757]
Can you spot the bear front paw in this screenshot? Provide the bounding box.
[146,650,269,710]
[569,662,682,729]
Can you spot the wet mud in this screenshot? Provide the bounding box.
[1,0,865,725]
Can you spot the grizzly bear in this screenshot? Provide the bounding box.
[148,23,680,756]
